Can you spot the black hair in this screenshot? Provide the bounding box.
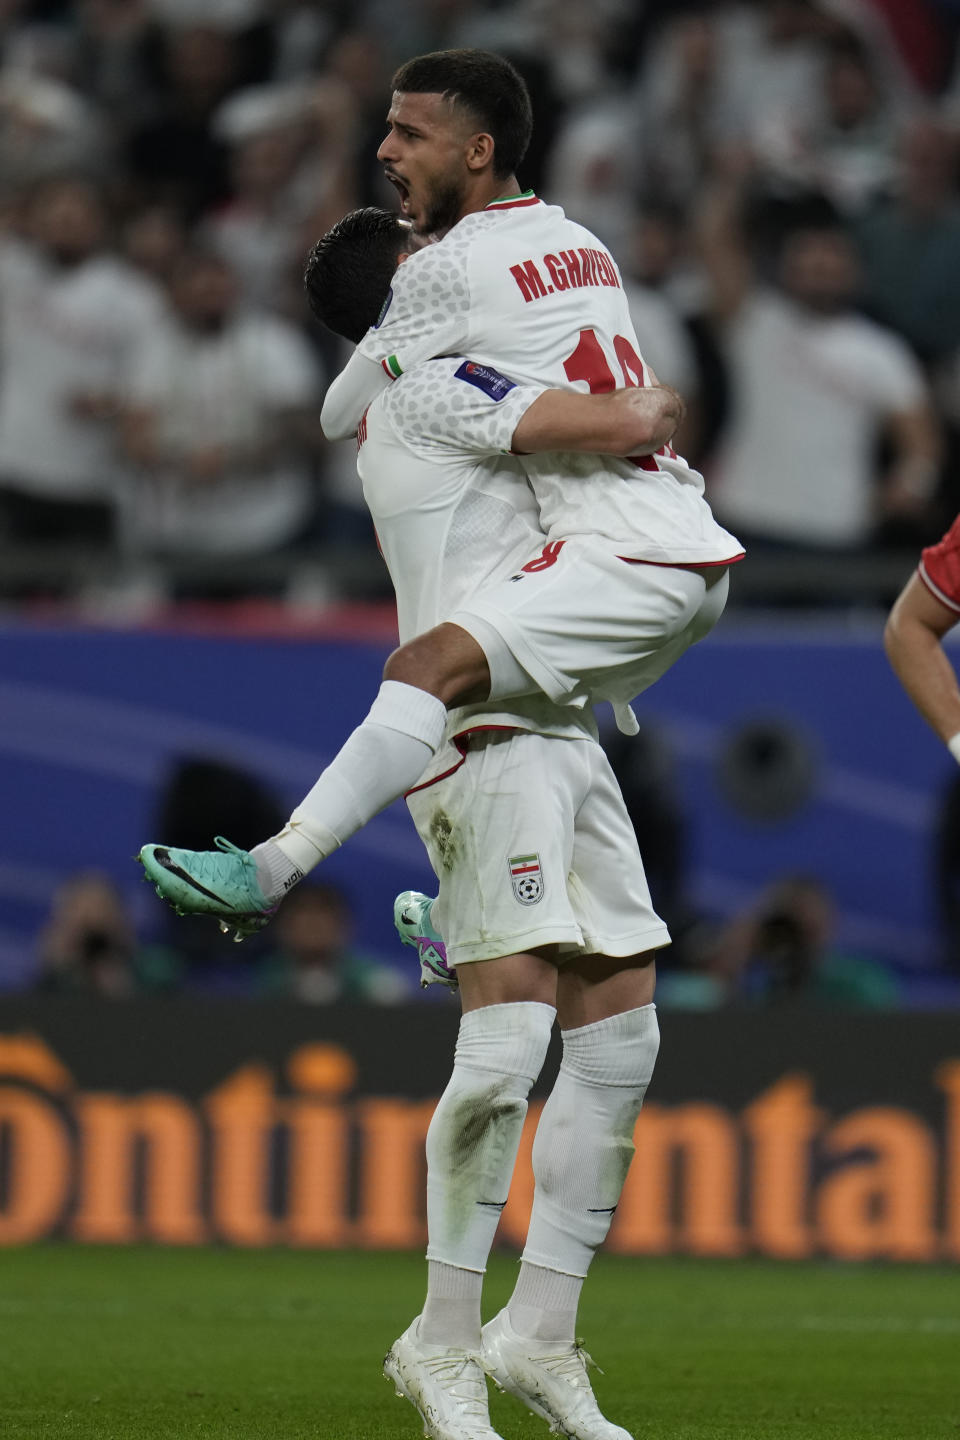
[304,207,410,343]
[392,48,532,180]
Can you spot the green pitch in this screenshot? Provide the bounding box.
[2,1247,957,1439]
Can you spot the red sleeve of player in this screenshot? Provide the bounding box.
[919,513,960,615]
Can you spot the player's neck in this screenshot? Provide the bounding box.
[458,173,525,224]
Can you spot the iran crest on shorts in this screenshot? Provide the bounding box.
[509,852,543,905]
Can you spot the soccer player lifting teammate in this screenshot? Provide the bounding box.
[142,49,741,931]
[141,49,742,1440]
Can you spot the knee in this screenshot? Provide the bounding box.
[563,1005,660,1089]
[383,640,437,693]
[454,1000,556,1085]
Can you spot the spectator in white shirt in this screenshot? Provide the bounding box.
[119,246,323,583]
[698,175,940,553]
[0,177,163,556]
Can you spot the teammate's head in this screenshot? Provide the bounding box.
[304,207,413,342]
[378,49,532,236]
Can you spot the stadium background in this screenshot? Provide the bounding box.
[1,0,960,1416]
[2,4,959,1434]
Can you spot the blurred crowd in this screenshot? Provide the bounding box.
[35,866,415,1000]
[33,860,904,1006]
[0,0,958,610]
[25,733,941,1008]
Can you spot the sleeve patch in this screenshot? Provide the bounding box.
[372,286,393,329]
[454,360,517,401]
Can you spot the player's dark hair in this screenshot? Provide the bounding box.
[392,49,532,179]
[304,207,410,343]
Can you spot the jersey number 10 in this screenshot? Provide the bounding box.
[563,328,675,472]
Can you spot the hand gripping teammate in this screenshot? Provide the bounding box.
[140,50,741,936]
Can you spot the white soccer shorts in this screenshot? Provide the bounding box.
[449,537,730,719]
[406,728,670,967]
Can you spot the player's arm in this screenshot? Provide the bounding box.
[320,351,391,441]
[884,571,960,753]
[383,359,685,460]
[324,243,473,440]
[512,384,684,456]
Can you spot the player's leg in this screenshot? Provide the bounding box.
[496,954,658,1339]
[449,538,730,726]
[383,622,493,705]
[388,731,587,1440]
[386,951,558,1440]
[247,626,491,899]
[420,952,558,1345]
[484,746,666,1440]
[138,552,725,934]
[408,729,587,1337]
[138,622,497,935]
[483,959,658,1440]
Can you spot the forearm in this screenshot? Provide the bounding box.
[512,385,684,456]
[884,608,960,746]
[320,351,390,440]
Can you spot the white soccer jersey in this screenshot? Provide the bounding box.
[359,357,540,643]
[359,356,594,752]
[345,194,742,566]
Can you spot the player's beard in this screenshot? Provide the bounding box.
[417,174,468,238]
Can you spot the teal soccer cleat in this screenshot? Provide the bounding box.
[394,890,457,989]
[138,836,277,941]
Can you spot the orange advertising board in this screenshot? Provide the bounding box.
[0,1001,957,1260]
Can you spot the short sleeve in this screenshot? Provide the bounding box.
[920,514,960,614]
[357,241,471,377]
[382,358,542,456]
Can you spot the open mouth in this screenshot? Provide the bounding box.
[385,171,411,215]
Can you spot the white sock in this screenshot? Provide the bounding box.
[519,1005,660,1284]
[420,1002,555,1347]
[419,1261,484,1351]
[507,1263,584,1345]
[252,681,447,902]
[251,839,302,901]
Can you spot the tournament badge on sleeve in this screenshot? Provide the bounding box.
[508,852,544,905]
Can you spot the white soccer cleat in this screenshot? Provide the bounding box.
[481,1309,633,1440]
[384,1317,505,1440]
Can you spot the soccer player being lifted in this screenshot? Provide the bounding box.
[142,49,740,939]
[141,50,742,1440]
